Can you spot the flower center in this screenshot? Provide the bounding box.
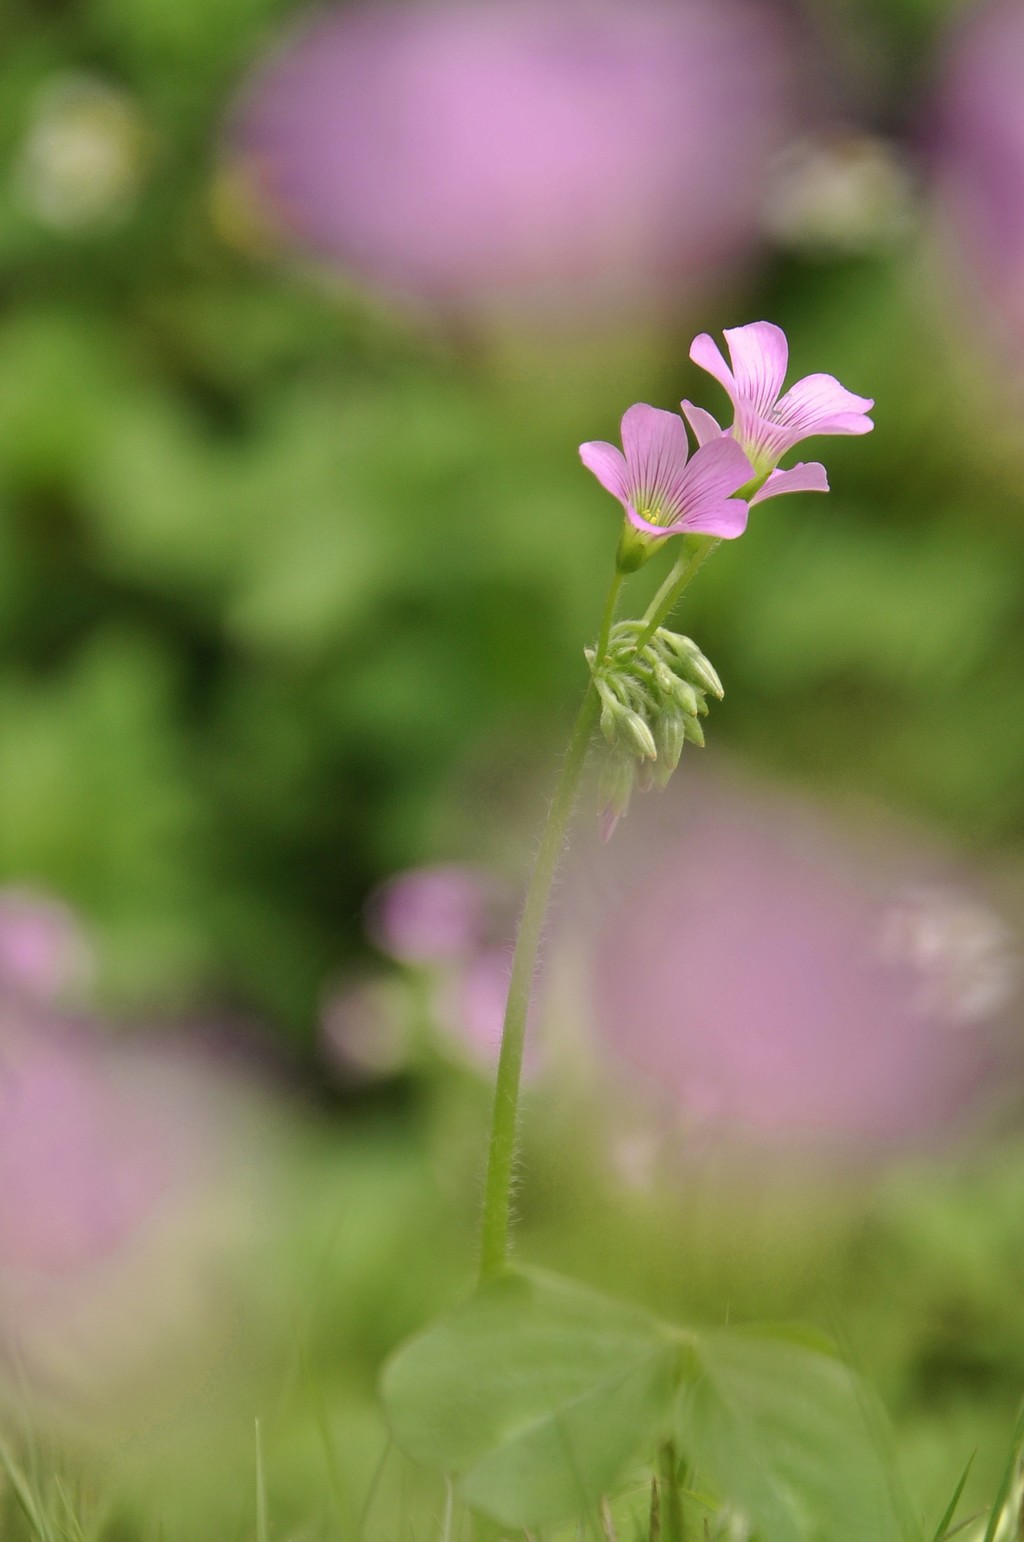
[636,500,668,528]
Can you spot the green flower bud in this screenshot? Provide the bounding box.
[591,621,720,813]
[595,679,621,743]
[676,639,723,699]
[683,713,705,747]
[621,710,657,761]
[670,677,702,717]
[653,708,687,788]
[648,652,678,698]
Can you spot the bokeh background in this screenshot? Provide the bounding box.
[2,0,1024,1536]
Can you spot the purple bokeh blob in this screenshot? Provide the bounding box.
[580,773,1018,1162]
[230,0,798,320]
[932,0,1024,353]
[0,889,91,1004]
[366,863,495,966]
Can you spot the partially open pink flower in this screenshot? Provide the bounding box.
[580,403,753,550]
[686,320,873,477]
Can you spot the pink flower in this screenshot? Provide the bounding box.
[685,320,873,482]
[579,403,754,551]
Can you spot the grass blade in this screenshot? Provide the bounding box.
[982,1401,1024,1542]
[930,1450,976,1542]
[0,1432,56,1542]
[255,1417,269,1542]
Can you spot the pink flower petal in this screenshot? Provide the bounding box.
[579,440,629,502]
[680,401,724,448]
[722,321,789,414]
[732,399,808,465]
[689,333,736,399]
[672,497,749,539]
[676,434,754,508]
[620,403,690,510]
[773,373,874,437]
[750,462,830,505]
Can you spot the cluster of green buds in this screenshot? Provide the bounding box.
[586,619,723,840]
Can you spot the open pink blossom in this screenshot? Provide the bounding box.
[686,320,873,476]
[579,403,754,542]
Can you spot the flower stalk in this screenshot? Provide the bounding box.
[477,682,600,1282]
[595,570,624,664]
[635,535,717,651]
[476,318,873,1285]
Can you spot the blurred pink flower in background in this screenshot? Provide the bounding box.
[0,888,92,1003]
[366,863,495,965]
[437,944,543,1075]
[0,996,272,1418]
[932,0,1024,354]
[574,771,1019,1164]
[0,1008,173,1276]
[323,864,534,1079]
[228,0,799,325]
